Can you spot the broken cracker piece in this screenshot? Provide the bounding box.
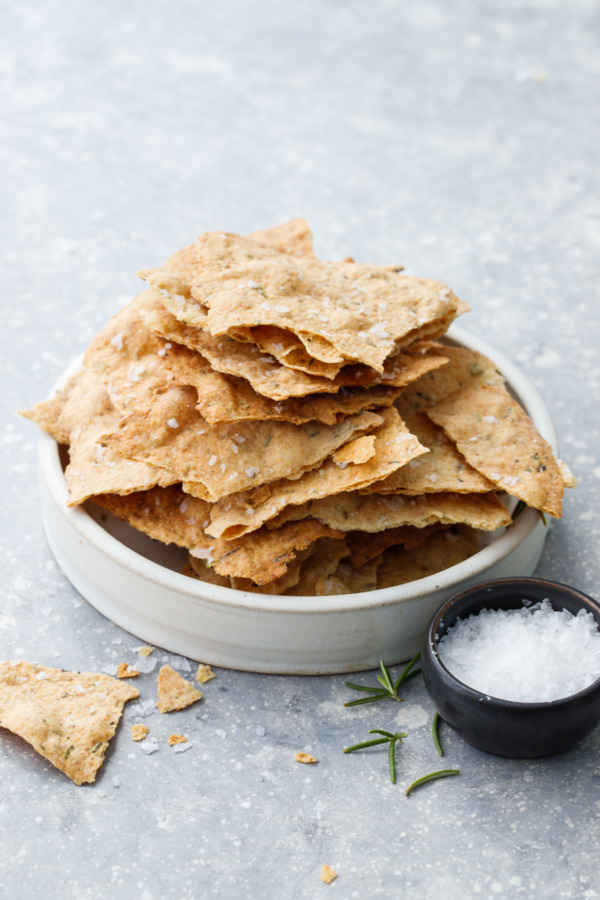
[0,661,139,785]
[195,664,216,684]
[117,662,140,679]
[168,734,188,745]
[157,665,203,713]
[131,724,149,742]
[321,864,338,884]
[294,752,318,764]
[139,646,154,657]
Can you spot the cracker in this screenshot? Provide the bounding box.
[140,302,343,400]
[0,660,139,785]
[180,232,468,371]
[332,435,376,466]
[131,724,149,741]
[285,540,350,596]
[376,527,481,588]
[294,752,317,763]
[195,664,216,684]
[425,383,566,517]
[89,293,397,425]
[19,369,88,445]
[157,665,203,713]
[269,490,512,533]
[321,865,337,884]
[402,343,504,408]
[168,734,187,745]
[248,218,316,258]
[60,369,178,506]
[345,524,444,570]
[95,486,345,584]
[104,386,383,502]
[206,407,428,539]
[361,398,495,496]
[330,555,384,593]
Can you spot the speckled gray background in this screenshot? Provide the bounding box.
[2,1,600,897]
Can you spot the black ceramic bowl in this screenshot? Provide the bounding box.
[421,577,600,758]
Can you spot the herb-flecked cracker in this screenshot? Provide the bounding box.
[95,486,345,584]
[104,383,383,502]
[157,665,203,713]
[206,407,428,539]
[182,232,468,371]
[0,661,139,785]
[269,490,512,533]
[425,383,567,517]
[376,527,481,588]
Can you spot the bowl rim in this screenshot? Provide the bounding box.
[425,575,600,709]
[39,325,556,615]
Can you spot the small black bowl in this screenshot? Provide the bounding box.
[421,577,600,758]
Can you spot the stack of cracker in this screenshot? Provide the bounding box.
[22,220,575,595]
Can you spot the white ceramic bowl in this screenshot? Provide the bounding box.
[38,327,556,674]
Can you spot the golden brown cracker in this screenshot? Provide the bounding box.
[206,407,428,539]
[285,540,350,596]
[195,664,216,684]
[95,486,345,584]
[361,398,495,496]
[269,490,512,533]
[376,527,481,588]
[0,660,139,785]
[403,343,504,408]
[104,386,383,502]
[425,383,565,517]
[131,724,149,741]
[345,524,444,570]
[157,665,203,713]
[182,232,468,371]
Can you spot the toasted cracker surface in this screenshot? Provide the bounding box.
[157,665,203,713]
[0,661,138,785]
[426,383,565,517]
[206,407,428,539]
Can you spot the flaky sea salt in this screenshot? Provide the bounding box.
[438,599,600,702]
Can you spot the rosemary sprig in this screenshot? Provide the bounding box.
[343,729,408,784]
[512,499,526,521]
[344,654,421,707]
[405,769,460,796]
[432,712,444,757]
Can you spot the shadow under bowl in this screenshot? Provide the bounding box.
[421,577,600,758]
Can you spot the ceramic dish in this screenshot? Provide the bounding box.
[421,578,600,757]
[38,326,557,674]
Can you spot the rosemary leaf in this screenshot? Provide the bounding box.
[344,694,395,708]
[405,769,460,796]
[388,738,397,784]
[393,652,421,692]
[432,712,444,757]
[344,682,388,695]
[343,737,391,753]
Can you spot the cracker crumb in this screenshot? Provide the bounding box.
[117,662,140,679]
[131,724,149,742]
[168,734,187,746]
[139,646,154,658]
[295,751,318,764]
[195,663,216,684]
[321,864,337,884]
